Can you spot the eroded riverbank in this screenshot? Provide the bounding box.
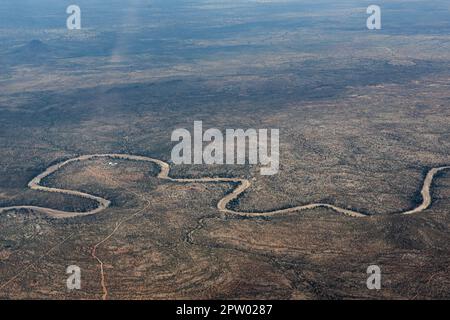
[0,154,448,219]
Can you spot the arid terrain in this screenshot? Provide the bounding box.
[0,0,449,299]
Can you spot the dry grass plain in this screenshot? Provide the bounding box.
[1,0,450,300]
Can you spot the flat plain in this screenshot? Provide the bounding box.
[0,0,449,299]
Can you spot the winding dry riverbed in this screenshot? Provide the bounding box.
[0,154,448,219]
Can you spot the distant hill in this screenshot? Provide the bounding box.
[5,39,56,65]
[14,39,50,54]
[10,40,52,60]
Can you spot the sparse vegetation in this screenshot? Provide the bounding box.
[0,0,449,300]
